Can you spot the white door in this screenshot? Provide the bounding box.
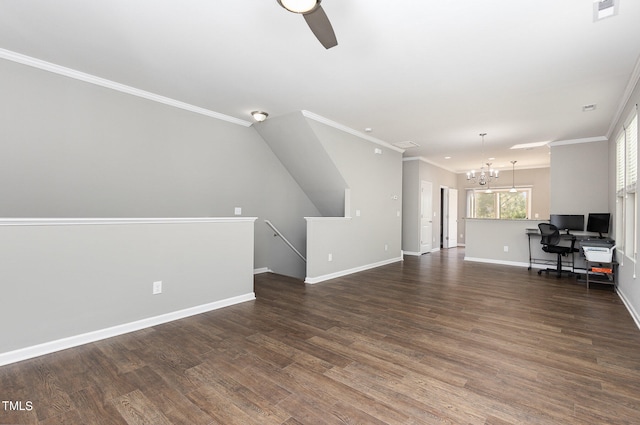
[420,181,433,253]
[447,188,458,248]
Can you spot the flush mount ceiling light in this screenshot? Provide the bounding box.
[251,111,269,122]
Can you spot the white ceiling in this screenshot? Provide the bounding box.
[1,0,639,173]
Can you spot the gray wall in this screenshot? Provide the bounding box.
[304,120,403,281]
[254,111,349,217]
[0,58,320,278]
[609,68,640,326]
[0,219,255,362]
[402,158,458,254]
[465,218,548,266]
[550,141,609,214]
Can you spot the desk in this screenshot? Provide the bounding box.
[526,228,616,282]
[525,229,613,272]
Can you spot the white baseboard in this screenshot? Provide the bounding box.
[616,288,640,330]
[403,250,439,256]
[305,256,403,284]
[403,251,422,256]
[0,292,256,367]
[253,267,271,274]
[464,256,534,269]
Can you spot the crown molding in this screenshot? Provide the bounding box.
[402,156,458,173]
[607,53,640,139]
[0,48,252,127]
[301,110,405,153]
[549,136,608,147]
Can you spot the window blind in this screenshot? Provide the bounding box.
[617,131,626,196]
[625,113,638,193]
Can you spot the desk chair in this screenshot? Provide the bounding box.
[537,223,577,278]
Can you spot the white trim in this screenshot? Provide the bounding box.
[616,287,640,331]
[301,110,404,153]
[0,293,256,366]
[254,267,272,274]
[304,216,353,222]
[403,251,423,256]
[304,256,403,284]
[0,217,257,226]
[549,136,608,147]
[464,256,533,269]
[431,247,441,252]
[607,54,640,140]
[404,156,550,174]
[0,48,252,128]
[403,156,457,173]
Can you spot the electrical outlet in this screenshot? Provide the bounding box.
[384,244,388,251]
[328,253,333,262]
[504,245,509,252]
[234,207,242,216]
[153,281,162,295]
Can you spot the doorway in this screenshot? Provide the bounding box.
[420,180,433,254]
[440,187,458,249]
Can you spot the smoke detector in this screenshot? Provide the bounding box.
[582,104,597,112]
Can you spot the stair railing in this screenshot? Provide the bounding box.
[264,220,306,263]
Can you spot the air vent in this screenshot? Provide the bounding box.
[392,141,420,149]
[593,0,617,21]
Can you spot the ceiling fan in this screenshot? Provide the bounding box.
[277,0,338,49]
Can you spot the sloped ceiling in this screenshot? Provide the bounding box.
[1,0,639,173]
[255,111,348,217]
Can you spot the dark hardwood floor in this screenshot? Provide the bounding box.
[2,248,640,424]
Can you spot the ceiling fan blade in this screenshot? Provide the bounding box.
[303,5,337,49]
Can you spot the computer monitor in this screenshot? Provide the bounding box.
[586,213,611,238]
[549,214,584,234]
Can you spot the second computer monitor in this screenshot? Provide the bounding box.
[586,213,611,238]
[549,214,584,234]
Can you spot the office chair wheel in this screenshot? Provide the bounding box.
[537,270,542,275]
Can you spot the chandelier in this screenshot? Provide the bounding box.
[466,133,499,186]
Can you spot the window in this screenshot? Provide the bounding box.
[616,131,625,255]
[467,188,532,219]
[616,109,638,262]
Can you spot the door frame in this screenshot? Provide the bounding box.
[420,180,433,254]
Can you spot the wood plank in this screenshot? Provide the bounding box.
[110,389,172,425]
[2,248,640,424]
